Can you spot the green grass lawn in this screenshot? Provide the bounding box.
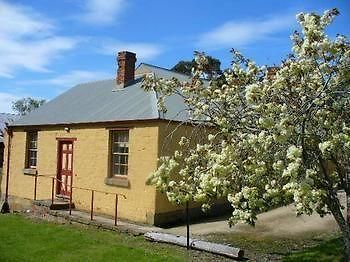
[0,214,214,262]
[0,213,343,261]
[207,232,343,261]
[283,237,343,262]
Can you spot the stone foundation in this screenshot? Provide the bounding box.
[1,194,35,212]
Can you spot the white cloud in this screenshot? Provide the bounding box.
[78,0,125,25]
[22,70,112,88]
[0,92,21,113]
[0,1,53,39]
[0,37,77,78]
[99,41,163,60]
[198,14,295,49]
[0,1,78,78]
[44,70,111,87]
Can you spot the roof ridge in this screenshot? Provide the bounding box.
[76,78,115,87]
[138,63,192,77]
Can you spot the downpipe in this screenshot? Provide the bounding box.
[1,127,12,213]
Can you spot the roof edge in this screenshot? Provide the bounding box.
[9,117,188,128]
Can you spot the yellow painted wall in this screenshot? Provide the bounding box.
[155,122,207,214]
[1,122,159,224]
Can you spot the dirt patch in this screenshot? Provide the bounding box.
[207,231,341,262]
[162,202,342,261]
[163,204,340,238]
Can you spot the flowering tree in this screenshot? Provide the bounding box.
[143,9,350,258]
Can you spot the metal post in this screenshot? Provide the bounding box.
[69,175,73,216]
[90,190,94,221]
[114,194,118,226]
[34,175,38,201]
[69,189,72,216]
[186,201,190,250]
[51,177,55,206]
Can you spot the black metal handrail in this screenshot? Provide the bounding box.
[33,174,126,226]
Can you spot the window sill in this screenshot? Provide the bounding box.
[23,168,37,176]
[105,177,129,188]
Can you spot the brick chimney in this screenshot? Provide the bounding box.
[267,66,278,80]
[116,51,137,87]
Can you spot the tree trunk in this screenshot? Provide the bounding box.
[332,209,350,261]
[345,166,350,261]
[322,156,350,260]
[326,191,349,261]
[343,231,350,262]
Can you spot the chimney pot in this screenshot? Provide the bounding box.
[117,51,137,87]
[267,66,278,79]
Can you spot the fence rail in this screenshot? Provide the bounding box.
[32,174,126,226]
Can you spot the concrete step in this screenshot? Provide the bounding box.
[50,202,75,210]
[33,199,75,210]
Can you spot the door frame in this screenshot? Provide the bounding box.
[56,138,76,198]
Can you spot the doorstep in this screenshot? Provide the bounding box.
[33,199,75,210]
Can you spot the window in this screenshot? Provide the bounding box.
[110,130,129,176]
[26,132,38,168]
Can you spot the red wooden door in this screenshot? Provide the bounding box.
[57,141,73,198]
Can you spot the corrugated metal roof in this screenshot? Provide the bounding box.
[0,113,18,131]
[0,113,17,143]
[11,63,191,127]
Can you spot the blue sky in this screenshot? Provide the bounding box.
[0,0,349,113]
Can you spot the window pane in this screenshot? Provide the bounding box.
[113,154,128,165]
[67,154,72,170]
[114,131,129,143]
[119,165,127,175]
[121,155,128,164]
[113,154,119,164]
[113,143,129,153]
[62,153,67,169]
[113,164,128,175]
[29,158,37,168]
[113,164,120,175]
[29,141,36,149]
[28,133,38,149]
[29,150,37,158]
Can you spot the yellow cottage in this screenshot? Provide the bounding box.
[1,51,228,225]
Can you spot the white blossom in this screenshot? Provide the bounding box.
[142,9,350,242]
